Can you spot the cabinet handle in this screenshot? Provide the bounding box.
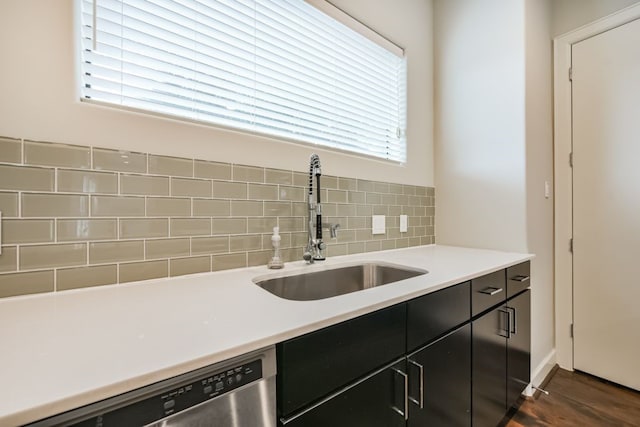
[507,306,517,334]
[391,368,409,420]
[408,359,424,409]
[498,308,511,338]
[510,275,530,282]
[479,287,503,296]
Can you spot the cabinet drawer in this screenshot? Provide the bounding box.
[277,304,406,418]
[406,282,470,351]
[506,261,530,298]
[471,270,506,316]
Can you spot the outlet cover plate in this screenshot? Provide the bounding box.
[372,215,386,235]
[400,214,408,233]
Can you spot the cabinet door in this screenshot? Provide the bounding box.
[277,304,406,417]
[472,306,508,427]
[406,282,470,352]
[506,290,531,408]
[280,359,407,427]
[407,324,471,427]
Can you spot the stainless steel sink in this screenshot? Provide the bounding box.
[253,262,428,301]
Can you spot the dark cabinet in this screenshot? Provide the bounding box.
[277,262,530,427]
[472,287,531,427]
[277,304,406,418]
[281,359,407,427]
[507,290,531,409]
[407,324,471,427]
[472,305,508,427]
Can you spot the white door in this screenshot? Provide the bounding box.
[572,18,640,391]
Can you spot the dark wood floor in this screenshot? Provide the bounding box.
[504,368,640,427]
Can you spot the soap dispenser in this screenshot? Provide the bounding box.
[268,226,284,269]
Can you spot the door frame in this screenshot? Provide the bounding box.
[553,3,640,371]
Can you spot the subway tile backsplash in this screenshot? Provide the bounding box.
[0,136,436,299]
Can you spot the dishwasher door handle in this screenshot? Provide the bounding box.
[391,368,409,420]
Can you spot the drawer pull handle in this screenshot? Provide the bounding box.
[391,368,409,420]
[510,275,530,282]
[479,287,503,296]
[408,359,424,409]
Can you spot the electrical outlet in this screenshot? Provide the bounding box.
[400,215,408,233]
[372,215,386,235]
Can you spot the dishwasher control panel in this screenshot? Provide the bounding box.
[158,358,262,419]
[53,359,263,427]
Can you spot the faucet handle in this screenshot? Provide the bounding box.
[322,223,340,238]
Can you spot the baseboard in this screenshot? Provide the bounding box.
[523,348,557,397]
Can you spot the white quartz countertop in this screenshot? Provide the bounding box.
[0,245,532,426]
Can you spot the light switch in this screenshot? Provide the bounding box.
[372,215,386,235]
[400,215,408,233]
[544,181,551,199]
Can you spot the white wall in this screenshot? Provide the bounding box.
[434,0,528,252]
[524,0,555,384]
[434,0,555,385]
[0,0,433,186]
[552,0,640,36]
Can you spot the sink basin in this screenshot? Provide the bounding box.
[253,262,428,301]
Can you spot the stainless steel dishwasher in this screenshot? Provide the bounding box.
[28,346,276,427]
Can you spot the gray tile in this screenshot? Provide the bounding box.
[58,170,118,194]
[0,270,54,298]
[212,181,247,199]
[120,174,169,196]
[292,172,308,187]
[327,190,347,203]
[265,168,292,185]
[146,197,191,217]
[120,260,168,283]
[22,193,89,217]
[20,243,86,269]
[194,160,231,180]
[0,137,22,163]
[279,186,304,201]
[89,240,144,263]
[170,257,211,277]
[193,199,230,217]
[212,253,246,271]
[93,148,147,173]
[24,140,90,169]
[230,234,262,252]
[149,155,193,177]
[248,250,271,267]
[264,201,292,217]
[230,200,263,217]
[58,219,117,241]
[57,265,117,291]
[374,182,390,193]
[0,164,54,191]
[171,177,211,197]
[338,177,357,191]
[91,195,145,217]
[212,218,247,235]
[3,219,54,244]
[278,217,304,232]
[119,218,168,239]
[192,236,229,255]
[170,218,211,236]
[247,217,277,233]
[145,238,190,259]
[248,184,278,200]
[233,164,264,183]
[0,192,18,217]
[0,246,17,272]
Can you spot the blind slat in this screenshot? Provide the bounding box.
[80,0,407,162]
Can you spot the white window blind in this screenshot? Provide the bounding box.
[79,0,407,162]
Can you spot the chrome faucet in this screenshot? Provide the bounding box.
[303,154,339,263]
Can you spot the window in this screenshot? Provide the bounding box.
[79,0,407,162]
